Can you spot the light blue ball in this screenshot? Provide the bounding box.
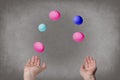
[38,24,47,32]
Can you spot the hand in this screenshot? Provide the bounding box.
[24,56,47,80]
[80,56,97,80]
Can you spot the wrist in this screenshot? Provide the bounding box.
[84,75,95,80]
[24,72,36,80]
[24,75,36,80]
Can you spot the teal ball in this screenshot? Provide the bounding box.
[38,24,47,32]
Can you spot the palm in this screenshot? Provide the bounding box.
[24,65,41,75]
[85,64,96,75]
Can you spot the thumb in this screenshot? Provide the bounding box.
[41,62,47,71]
[80,64,85,70]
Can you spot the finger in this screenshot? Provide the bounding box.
[91,57,94,61]
[31,56,35,64]
[88,63,91,68]
[85,56,89,64]
[93,59,96,66]
[89,56,94,67]
[91,57,95,65]
[84,57,87,64]
[87,56,92,68]
[90,56,94,65]
[86,56,90,65]
[26,59,31,65]
[85,61,89,68]
[85,56,89,68]
[41,62,47,71]
[37,60,40,66]
[38,56,41,65]
[90,56,93,62]
[34,56,38,65]
[87,56,91,64]
[93,58,96,62]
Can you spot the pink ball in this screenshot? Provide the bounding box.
[49,10,61,21]
[33,42,45,53]
[73,32,85,42]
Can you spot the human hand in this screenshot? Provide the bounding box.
[24,56,47,80]
[80,56,97,80]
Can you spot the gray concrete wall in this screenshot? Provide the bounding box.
[0,0,120,80]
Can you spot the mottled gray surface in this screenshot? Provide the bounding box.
[0,0,120,80]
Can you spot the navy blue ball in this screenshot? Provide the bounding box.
[73,15,83,25]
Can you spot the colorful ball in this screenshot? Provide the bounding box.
[73,15,83,25]
[33,42,45,53]
[49,10,61,21]
[38,24,47,32]
[73,32,85,42]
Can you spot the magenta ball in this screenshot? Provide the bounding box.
[33,42,45,53]
[49,10,61,21]
[73,32,85,42]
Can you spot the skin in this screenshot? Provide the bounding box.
[24,56,47,80]
[24,56,97,80]
[80,56,97,80]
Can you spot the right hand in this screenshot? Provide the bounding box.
[80,56,97,80]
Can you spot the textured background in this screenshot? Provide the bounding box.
[0,0,120,80]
